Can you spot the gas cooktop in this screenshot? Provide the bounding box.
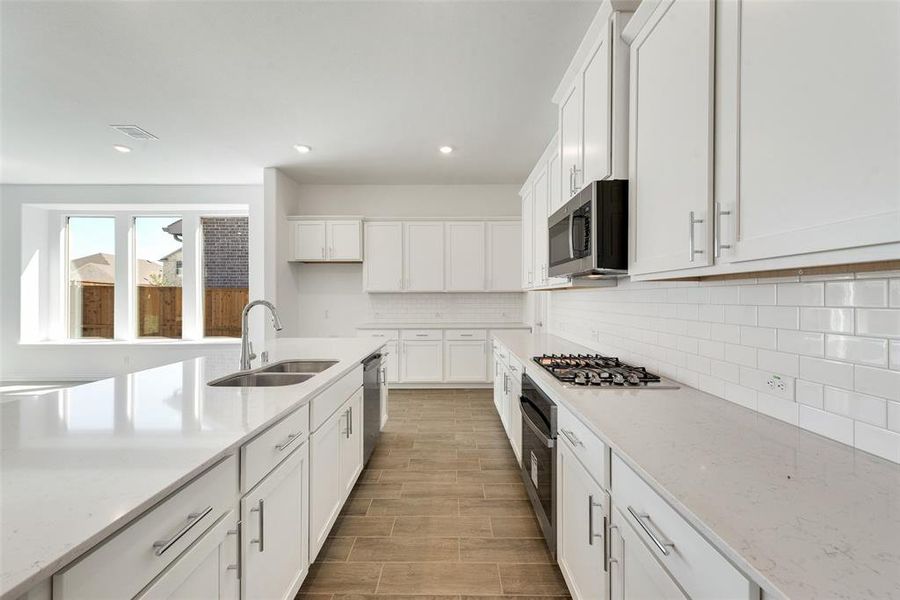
[533,354,679,389]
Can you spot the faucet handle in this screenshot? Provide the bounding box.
[260,350,269,365]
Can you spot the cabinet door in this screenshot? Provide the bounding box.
[327,221,362,261]
[560,79,584,200]
[400,340,443,382]
[582,35,612,185]
[292,221,327,261]
[548,142,563,214]
[404,222,445,291]
[521,190,534,289]
[492,352,505,416]
[628,0,715,276]
[340,389,364,499]
[444,340,488,382]
[507,370,522,464]
[135,512,238,600]
[557,439,608,600]
[384,340,400,383]
[242,444,309,600]
[715,0,900,263]
[364,222,403,291]
[309,407,343,559]
[445,222,486,291]
[486,221,522,292]
[533,167,550,287]
[498,366,510,433]
[610,507,687,600]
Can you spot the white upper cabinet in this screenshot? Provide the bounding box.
[624,0,715,276]
[445,222,486,291]
[559,80,584,201]
[486,221,522,292]
[520,189,535,289]
[548,142,563,214]
[404,222,445,291]
[291,220,327,261]
[581,35,611,186]
[289,218,362,262]
[714,0,900,264]
[327,221,362,261]
[364,221,403,292]
[533,164,550,288]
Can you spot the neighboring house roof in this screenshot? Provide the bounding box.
[159,248,183,262]
[70,253,161,285]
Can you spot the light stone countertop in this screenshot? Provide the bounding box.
[0,337,385,599]
[356,322,531,330]
[493,330,900,600]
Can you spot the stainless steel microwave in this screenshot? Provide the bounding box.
[547,180,628,278]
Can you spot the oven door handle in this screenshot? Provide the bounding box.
[521,404,554,449]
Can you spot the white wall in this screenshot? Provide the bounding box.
[274,180,526,336]
[0,184,263,381]
[548,272,900,464]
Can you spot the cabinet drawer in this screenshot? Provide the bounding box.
[241,404,309,493]
[445,329,487,341]
[401,329,443,341]
[492,342,509,364]
[611,454,754,600]
[357,329,399,341]
[53,455,238,600]
[506,353,523,376]
[310,365,363,432]
[557,403,607,489]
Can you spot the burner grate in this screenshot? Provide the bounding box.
[533,353,663,387]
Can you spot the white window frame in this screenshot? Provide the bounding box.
[52,207,248,343]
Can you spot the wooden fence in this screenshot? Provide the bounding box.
[72,284,248,338]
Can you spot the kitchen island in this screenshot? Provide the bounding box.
[0,337,385,600]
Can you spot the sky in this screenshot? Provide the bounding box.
[69,216,182,263]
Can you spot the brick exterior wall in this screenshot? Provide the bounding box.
[202,217,249,288]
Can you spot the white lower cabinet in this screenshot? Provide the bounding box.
[557,436,609,600]
[609,506,687,600]
[241,443,309,600]
[400,340,443,382]
[506,361,522,464]
[444,339,489,382]
[309,391,363,561]
[135,511,239,600]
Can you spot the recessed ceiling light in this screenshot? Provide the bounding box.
[439,145,454,154]
[113,145,132,153]
[294,144,312,154]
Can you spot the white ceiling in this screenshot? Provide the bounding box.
[1,1,600,185]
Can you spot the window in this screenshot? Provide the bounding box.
[67,217,115,339]
[202,217,249,337]
[136,216,183,338]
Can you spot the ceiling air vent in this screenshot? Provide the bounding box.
[110,124,158,140]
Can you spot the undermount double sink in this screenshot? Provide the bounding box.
[209,359,338,387]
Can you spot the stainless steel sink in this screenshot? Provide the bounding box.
[259,360,338,374]
[208,372,315,387]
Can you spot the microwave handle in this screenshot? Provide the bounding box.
[568,213,576,260]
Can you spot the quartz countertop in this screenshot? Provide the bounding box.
[493,330,900,600]
[0,337,385,599]
[356,322,531,330]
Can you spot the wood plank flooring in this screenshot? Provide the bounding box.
[297,389,570,599]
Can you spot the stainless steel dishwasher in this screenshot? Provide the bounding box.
[362,353,382,464]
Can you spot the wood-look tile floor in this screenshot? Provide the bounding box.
[297,389,570,600]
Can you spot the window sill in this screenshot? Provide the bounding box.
[18,338,242,348]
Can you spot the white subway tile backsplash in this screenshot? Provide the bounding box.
[369,292,523,324]
[799,405,854,445]
[796,380,824,409]
[740,326,777,350]
[757,392,799,425]
[777,282,824,306]
[548,273,900,463]
[823,387,887,427]
[825,280,888,307]
[758,306,799,330]
[800,307,854,333]
[778,330,825,356]
[825,334,888,367]
[853,422,900,463]
[856,309,900,339]
[740,284,776,306]
[799,357,854,389]
[854,365,900,402]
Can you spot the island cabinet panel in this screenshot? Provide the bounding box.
[610,506,687,600]
[241,404,309,493]
[241,443,309,600]
[52,455,238,600]
[134,511,239,600]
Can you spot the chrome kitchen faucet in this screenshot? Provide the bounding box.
[240,300,284,370]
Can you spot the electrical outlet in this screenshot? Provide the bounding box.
[767,374,786,393]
